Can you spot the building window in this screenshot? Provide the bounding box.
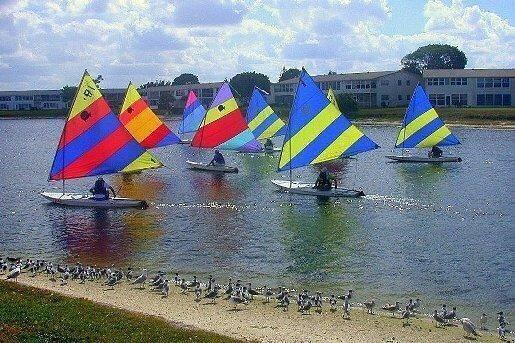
[451,94,467,106]
[345,84,351,90]
[397,94,402,100]
[450,77,467,86]
[201,88,214,97]
[477,78,484,88]
[502,78,510,87]
[0,96,11,101]
[502,94,511,106]
[0,104,9,110]
[485,78,493,88]
[371,81,376,88]
[397,80,401,86]
[494,94,503,106]
[429,94,445,107]
[380,80,389,86]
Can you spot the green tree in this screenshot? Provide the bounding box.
[61,85,77,107]
[328,70,337,75]
[140,80,172,89]
[401,44,467,74]
[158,91,175,112]
[229,71,271,101]
[278,67,301,82]
[336,93,359,113]
[172,73,199,86]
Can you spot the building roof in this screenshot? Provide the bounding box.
[423,69,515,78]
[275,70,404,84]
[0,89,61,95]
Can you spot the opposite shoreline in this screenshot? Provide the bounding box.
[2,272,503,343]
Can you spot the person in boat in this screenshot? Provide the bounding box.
[89,177,116,200]
[428,146,443,158]
[264,139,274,151]
[313,169,337,191]
[208,149,225,166]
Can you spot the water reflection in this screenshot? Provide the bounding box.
[280,201,359,285]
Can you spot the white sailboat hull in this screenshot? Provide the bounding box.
[178,139,192,145]
[238,147,282,154]
[186,160,238,173]
[271,180,365,198]
[386,155,462,163]
[41,192,148,209]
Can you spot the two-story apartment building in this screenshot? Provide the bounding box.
[270,70,422,108]
[0,90,66,110]
[423,69,515,107]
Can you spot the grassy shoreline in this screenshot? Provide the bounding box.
[0,280,244,343]
[1,107,514,127]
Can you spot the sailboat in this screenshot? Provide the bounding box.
[271,69,379,198]
[386,85,461,163]
[245,86,286,153]
[177,90,206,144]
[41,71,163,209]
[119,82,180,148]
[188,82,262,173]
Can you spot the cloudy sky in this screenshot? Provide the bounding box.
[0,0,513,90]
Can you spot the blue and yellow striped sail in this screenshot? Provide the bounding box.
[396,85,460,148]
[246,87,286,140]
[278,70,379,172]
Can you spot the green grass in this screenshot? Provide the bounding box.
[0,280,244,343]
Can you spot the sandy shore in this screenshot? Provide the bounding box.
[5,273,504,343]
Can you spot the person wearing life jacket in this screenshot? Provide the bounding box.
[428,146,443,158]
[314,168,337,191]
[89,177,116,200]
[264,139,274,152]
[208,150,225,166]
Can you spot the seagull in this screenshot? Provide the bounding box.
[174,272,180,286]
[363,300,375,314]
[497,325,507,340]
[105,274,117,290]
[264,286,273,303]
[443,306,457,320]
[410,298,421,312]
[479,313,487,330]
[195,284,202,300]
[300,299,312,314]
[329,295,337,312]
[162,279,169,298]
[432,309,447,327]
[179,279,188,294]
[460,318,479,338]
[401,305,411,325]
[342,295,350,319]
[6,266,21,282]
[186,276,198,288]
[126,267,133,281]
[229,293,248,310]
[382,302,399,317]
[204,286,219,304]
[131,269,148,289]
[204,275,213,292]
[281,292,290,312]
[247,283,259,299]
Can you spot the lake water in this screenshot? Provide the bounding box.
[0,118,513,317]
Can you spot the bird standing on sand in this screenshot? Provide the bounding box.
[126,267,133,281]
[443,306,457,320]
[401,305,411,325]
[479,313,487,330]
[280,292,290,312]
[363,300,375,314]
[382,302,399,317]
[230,293,248,310]
[131,269,148,289]
[432,309,447,327]
[460,318,479,338]
[162,280,169,298]
[342,295,350,319]
[247,283,259,299]
[204,286,219,304]
[180,279,188,294]
[6,265,21,282]
[195,284,202,300]
[264,286,273,303]
[329,295,337,312]
[174,273,180,285]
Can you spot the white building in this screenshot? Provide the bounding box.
[423,69,515,107]
[0,90,65,110]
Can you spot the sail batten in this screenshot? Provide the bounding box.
[179,90,206,134]
[278,70,379,172]
[191,82,262,152]
[246,87,286,140]
[395,85,460,148]
[119,83,180,148]
[49,72,162,181]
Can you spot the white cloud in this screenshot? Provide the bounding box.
[0,0,513,90]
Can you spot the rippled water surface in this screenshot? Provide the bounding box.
[0,118,513,315]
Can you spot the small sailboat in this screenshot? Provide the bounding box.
[271,69,379,198]
[386,85,461,163]
[41,71,163,209]
[177,90,206,144]
[188,82,262,173]
[119,82,180,149]
[245,87,286,153]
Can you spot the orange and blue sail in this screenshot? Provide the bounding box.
[395,85,460,148]
[119,83,180,148]
[178,90,205,134]
[191,82,262,152]
[246,87,286,140]
[278,70,379,172]
[49,72,162,181]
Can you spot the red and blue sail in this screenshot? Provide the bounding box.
[178,90,206,134]
[49,71,162,181]
[191,82,262,152]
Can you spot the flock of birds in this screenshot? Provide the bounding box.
[2,257,512,341]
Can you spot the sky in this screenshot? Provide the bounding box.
[0,0,513,90]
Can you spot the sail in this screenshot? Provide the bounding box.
[178,90,206,134]
[191,82,262,152]
[278,70,379,172]
[327,88,340,112]
[246,87,286,140]
[395,85,460,148]
[49,72,162,181]
[119,83,180,148]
